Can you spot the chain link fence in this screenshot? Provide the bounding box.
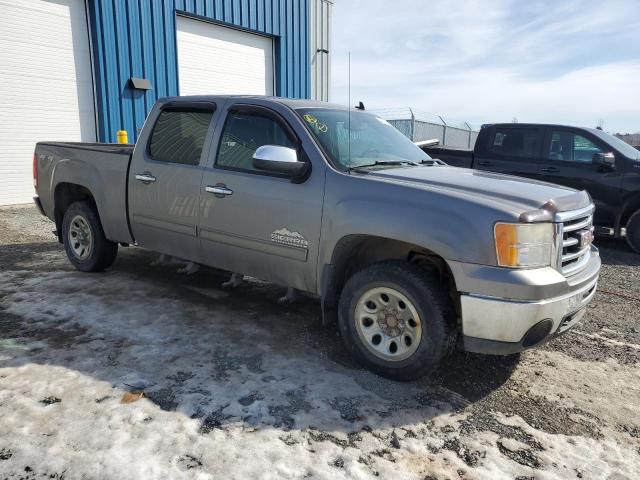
[372,108,480,149]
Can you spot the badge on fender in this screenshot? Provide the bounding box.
[271,228,309,249]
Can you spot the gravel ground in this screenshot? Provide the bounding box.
[0,205,639,479]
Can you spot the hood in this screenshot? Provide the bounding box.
[362,165,590,216]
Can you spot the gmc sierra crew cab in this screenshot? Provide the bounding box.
[422,123,640,252]
[33,96,601,380]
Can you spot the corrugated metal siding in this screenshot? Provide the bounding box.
[89,0,310,142]
[310,0,331,101]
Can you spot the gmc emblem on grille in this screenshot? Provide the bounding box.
[577,229,594,248]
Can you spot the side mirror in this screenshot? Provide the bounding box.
[252,145,309,180]
[593,152,615,167]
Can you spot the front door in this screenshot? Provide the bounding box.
[128,102,218,261]
[538,128,623,227]
[198,104,324,292]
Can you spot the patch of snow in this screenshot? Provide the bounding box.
[1,269,639,479]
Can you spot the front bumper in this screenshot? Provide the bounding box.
[455,248,600,355]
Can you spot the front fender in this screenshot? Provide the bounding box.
[324,197,491,262]
[319,173,510,271]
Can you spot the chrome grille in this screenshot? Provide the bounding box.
[555,206,594,276]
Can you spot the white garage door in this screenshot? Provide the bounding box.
[176,16,274,96]
[0,0,96,205]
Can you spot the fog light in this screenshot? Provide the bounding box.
[522,319,553,348]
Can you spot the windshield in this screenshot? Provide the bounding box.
[296,108,432,169]
[591,129,640,160]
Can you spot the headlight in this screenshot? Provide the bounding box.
[494,222,554,268]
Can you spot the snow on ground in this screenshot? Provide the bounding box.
[0,206,639,479]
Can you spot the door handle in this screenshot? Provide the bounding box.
[135,172,156,184]
[478,160,494,167]
[541,166,559,173]
[206,184,233,197]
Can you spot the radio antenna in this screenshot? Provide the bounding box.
[348,51,351,168]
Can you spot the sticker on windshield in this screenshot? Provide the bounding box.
[303,113,328,133]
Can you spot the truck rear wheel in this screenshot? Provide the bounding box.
[62,201,118,272]
[626,210,640,254]
[338,261,454,381]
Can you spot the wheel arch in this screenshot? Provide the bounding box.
[619,193,640,230]
[53,183,97,243]
[320,234,458,326]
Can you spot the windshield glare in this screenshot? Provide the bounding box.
[592,129,640,161]
[296,108,431,169]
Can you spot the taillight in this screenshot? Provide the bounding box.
[33,152,38,189]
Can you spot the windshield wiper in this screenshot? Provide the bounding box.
[419,158,447,166]
[346,160,420,172]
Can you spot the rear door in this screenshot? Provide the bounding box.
[474,126,544,179]
[538,127,623,226]
[198,103,324,292]
[128,102,218,261]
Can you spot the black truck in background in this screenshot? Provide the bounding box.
[422,123,640,252]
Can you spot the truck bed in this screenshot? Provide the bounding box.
[35,141,134,245]
[36,142,134,155]
[421,146,474,168]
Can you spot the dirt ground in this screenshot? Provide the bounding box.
[0,204,639,479]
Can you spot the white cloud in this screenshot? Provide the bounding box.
[330,0,640,133]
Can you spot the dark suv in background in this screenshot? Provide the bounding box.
[423,123,640,252]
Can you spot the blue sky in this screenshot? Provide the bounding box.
[330,0,640,133]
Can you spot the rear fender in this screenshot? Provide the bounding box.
[50,159,130,243]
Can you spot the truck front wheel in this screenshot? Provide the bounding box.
[626,209,640,254]
[62,201,118,272]
[338,261,454,381]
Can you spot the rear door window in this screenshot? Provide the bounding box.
[488,128,540,158]
[149,108,214,165]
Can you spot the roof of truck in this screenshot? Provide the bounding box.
[158,95,354,111]
[484,123,605,135]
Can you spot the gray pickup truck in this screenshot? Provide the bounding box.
[33,96,600,380]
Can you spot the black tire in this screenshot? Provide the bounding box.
[338,260,454,381]
[626,210,640,254]
[62,201,118,272]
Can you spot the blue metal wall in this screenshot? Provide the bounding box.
[89,0,310,143]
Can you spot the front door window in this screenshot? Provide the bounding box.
[548,131,603,163]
